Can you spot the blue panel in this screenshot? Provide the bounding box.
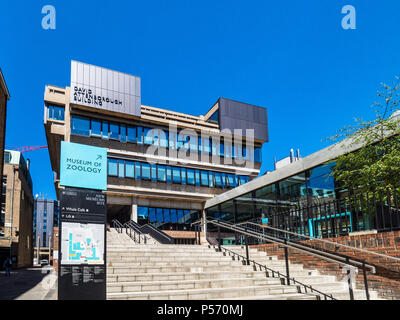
[60,141,107,190]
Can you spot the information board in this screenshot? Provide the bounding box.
[58,188,107,300]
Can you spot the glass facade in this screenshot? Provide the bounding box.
[107,158,251,189]
[137,206,200,230]
[46,103,65,121]
[70,115,262,163]
[206,162,342,237]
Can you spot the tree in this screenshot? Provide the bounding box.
[328,77,400,193]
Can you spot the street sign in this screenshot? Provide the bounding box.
[58,188,107,300]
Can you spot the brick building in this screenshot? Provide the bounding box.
[0,68,10,215]
[0,150,34,268]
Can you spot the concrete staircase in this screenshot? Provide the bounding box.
[226,245,380,300]
[106,229,321,300]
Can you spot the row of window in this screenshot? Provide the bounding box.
[46,103,65,121]
[108,158,251,188]
[138,207,198,225]
[71,115,262,163]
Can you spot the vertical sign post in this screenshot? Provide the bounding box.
[58,142,107,300]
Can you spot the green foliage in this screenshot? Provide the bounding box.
[328,77,400,192]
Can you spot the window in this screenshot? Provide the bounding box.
[198,137,202,153]
[120,125,127,142]
[219,142,224,157]
[137,126,143,144]
[91,119,102,137]
[169,132,176,149]
[170,209,178,223]
[157,165,166,182]
[221,173,227,188]
[102,121,109,139]
[209,172,214,188]
[177,210,184,223]
[47,104,65,121]
[108,159,118,176]
[160,130,168,148]
[166,166,172,183]
[163,209,171,223]
[127,126,137,143]
[255,147,262,163]
[181,168,186,185]
[118,160,125,178]
[172,167,181,183]
[135,162,141,180]
[200,170,209,186]
[143,128,152,145]
[187,169,195,185]
[227,174,237,187]
[151,164,157,182]
[195,170,200,186]
[190,136,197,153]
[126,161,134,178]
[149,208,156,222]
[177,134,184,150]
[156,208,164,223]
[212,140,218,156]
[109,123,119,140]
[142,163,151,180]
[214,172,222,187]
[71,116,90,136]
[138,207,148,225]
[203,138,211,154]
[153,129,159,146]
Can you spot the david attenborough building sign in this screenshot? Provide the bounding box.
[60,141,107,190]
[70,60,141,117]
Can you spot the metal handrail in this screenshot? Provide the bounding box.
[213,244,336,300]
[237,220,400,263]
[124,222,148,244]
[210,219,375,272]
[194,219,373,300]
[144,223,174,242]
[111,219,124,233]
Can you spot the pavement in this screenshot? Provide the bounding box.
[0,265,57,300]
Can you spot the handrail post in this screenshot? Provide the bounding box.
[245,235,250,265]
[346,258,354,300]
[362,261,370,300]
[218,225,221,252]
[198,224,201,245]
[284,239,290,285]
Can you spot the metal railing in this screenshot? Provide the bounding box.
[112,219,148,244]
[195,218,380,300]
[127,220,175,244]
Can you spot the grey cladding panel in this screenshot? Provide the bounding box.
[70,60,141,117]
[218,98,268,142]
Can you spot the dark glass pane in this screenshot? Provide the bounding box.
[135,162,141,180]
[108,159,118,176]
[215,172,222,187]
[151,164,157,182]
[172,167,181,184]
[195,170,200,186]
[156,208,164,222]
[71,116,90,136]
[149,208,156,222]
[137,126,143,144]
[153,129,159,146]
[181,168,186,185]
[142,163,151,180]
[164,209,171,223]
[166,166,172,183]
[200,170,209,186]
[187,169,195,185]
[227,174,237,188]
[118,160,125,178]
[169,132,176,149]
[160,130,168,147]
[177,210,184,223]
[157,165,166,182]
[170,209,178,223]
[221,173,227,188]
[102,121,109,139]
[91,119,102,137]
[219,142,224,157]
[120,125,127,142]
[209,172,214,188]
[220,200,235,223]
[126,161,134,178]
[236,192,254,223]
[110,123,119,140]
[144,128,152,145]
[138,207,148,225]
[127,126,137,143]
[255,147,262,163]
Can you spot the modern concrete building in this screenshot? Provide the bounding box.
[0,68,10,206]
[44,61,269,232]
[33,198,59,248]
[0,150,34,268]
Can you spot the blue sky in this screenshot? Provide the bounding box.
[1,0,399,200]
